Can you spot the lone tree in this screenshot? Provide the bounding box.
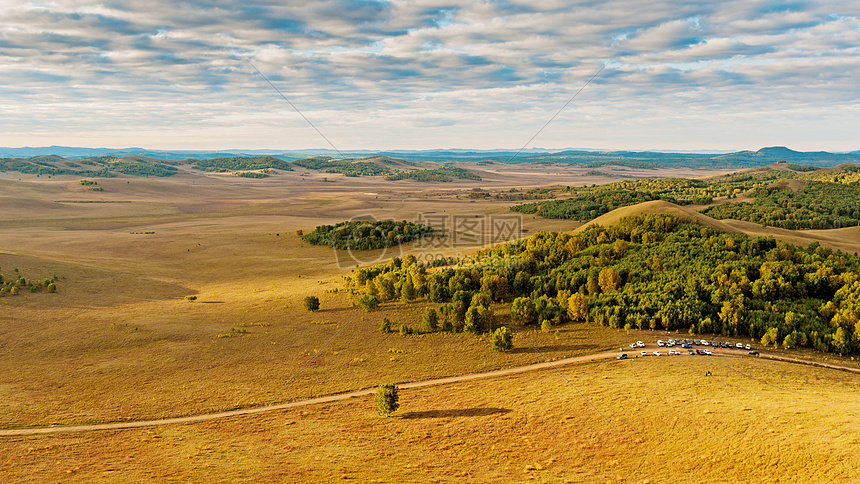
[303,295,320,312]
[492,326,513,352]
[374,383,400,417]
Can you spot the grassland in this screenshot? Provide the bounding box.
[2,162,860,482]
[2,355,859,482]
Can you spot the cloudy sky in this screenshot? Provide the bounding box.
[1,1,858,151]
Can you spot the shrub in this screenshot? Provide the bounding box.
[422,307,439,333]
[358,294,380,312]
[185,295,197,301]
[492,326,513,352]
[510,297,537,325]
[379,317,392,333]
[374,384,400,417]
[304,295,321,312]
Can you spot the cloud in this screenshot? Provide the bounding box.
[0,0,857,150]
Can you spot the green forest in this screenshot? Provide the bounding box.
[191,156,293,172]
[302,220,434,250]
[510,168,860,225]
[800,164,860,184]
[702,181,860,229]
[292,157,391,177]
[509,174,791,221]
[385,166,481,182]
[0,156,178,177]
[341,214,860,355]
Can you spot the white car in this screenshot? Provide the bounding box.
[745,344,751,350]
[736,343,744,349]
[668,349,680,355]
[653,351,662,356]
[657,340,665,347]
[629,343,637,349]
[704,349,712,355]
[641,351,648,356]
[700,339,708,345]
[667,339,675,346]
[636,341,645,348]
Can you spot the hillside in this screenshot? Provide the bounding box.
[572,200,744,235]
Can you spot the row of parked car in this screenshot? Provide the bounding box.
[620,338,760,360]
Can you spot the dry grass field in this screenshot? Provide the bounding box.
[2,164,860,482]
[2,355,859,483]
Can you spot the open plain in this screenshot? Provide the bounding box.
[2,164,860,482]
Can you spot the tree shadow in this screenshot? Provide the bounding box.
[399,407,510,419]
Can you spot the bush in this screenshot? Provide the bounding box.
[358,294,380,312]
[422,307,439,333]
[185,295,197,301]
[492,326,513,352]
[399,323,413,336]
[379,317,392,333]
[304,295,321,312]
[374,383,400,417]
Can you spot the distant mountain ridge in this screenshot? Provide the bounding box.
[1,145,857,168]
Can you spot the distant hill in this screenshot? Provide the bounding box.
[1,145,857,169]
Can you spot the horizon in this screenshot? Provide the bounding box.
[2,144,858,156]
[2,1,859,151]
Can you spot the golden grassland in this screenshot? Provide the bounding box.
[1,356,859,483]
[2,165,860,481]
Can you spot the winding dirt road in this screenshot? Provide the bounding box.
[2,347,857,437]
[0,351,616,436]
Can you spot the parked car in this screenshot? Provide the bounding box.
[668,350,680,355]
[711,341,718,347]
[682,343,692,348]
[636,341,645,347]
[641,351,648,356]
[745,344,751,350]
[617,353,628,360]
[736,343,744,349]
[701,339,709,345]
[688,349,696,355]
[653,351,662,356]
[703,349,712,355]
[749,350,760,355]
[629,343,637,349]
[667,339,675,346]
[693,340,701,346]
[657,340,665,347]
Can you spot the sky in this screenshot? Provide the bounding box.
[1,0,858,152]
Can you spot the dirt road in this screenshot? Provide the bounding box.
[0,351,616,436]
[2,347,856,436]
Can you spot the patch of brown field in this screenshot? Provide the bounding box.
[572,200,745,235]
[2,355,858,483]
[770,178,805,193]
